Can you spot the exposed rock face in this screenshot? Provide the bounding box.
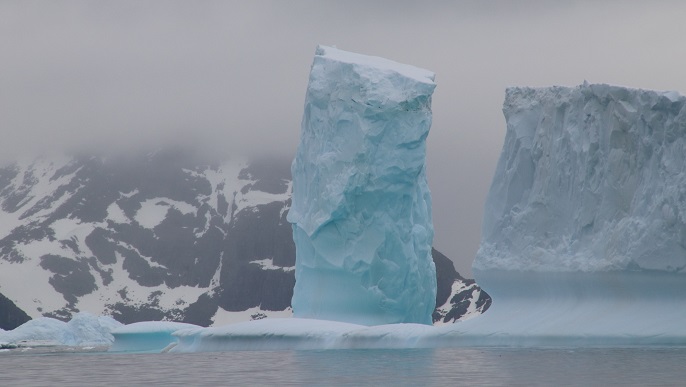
[432,249,490,324]
[0,150,294,326]
[289,46,437,325]
[0,292,30,330]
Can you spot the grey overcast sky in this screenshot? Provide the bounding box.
[2,1,686,275]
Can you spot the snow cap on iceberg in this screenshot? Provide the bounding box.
[288,46,437,326]
[314,45,435,85]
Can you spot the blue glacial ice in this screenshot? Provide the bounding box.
[109,321,200,353]
[287,45,437,325]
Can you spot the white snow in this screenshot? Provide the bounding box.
[0,156,77,237]
[211,306,293,326]
[432,280,478,326]
[134,198,196,229]
[316,45,435,85]
[0,249,69,317]
[74,251,208,316]
[249,258,294,272]
[233,188,290,216]
[105,202,129,224]
[184,159,247,214]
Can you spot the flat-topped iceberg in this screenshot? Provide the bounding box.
[287,45,437,325]
[467,83,686,345]
[476,83,686,273]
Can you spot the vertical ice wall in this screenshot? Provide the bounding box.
[476,83,686,273]
[463,84,686,344]
[288,46,437,325]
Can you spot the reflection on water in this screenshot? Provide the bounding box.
[1,347,685,386]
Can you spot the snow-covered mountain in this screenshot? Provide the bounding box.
[0,149,489,329]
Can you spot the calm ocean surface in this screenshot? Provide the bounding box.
[1,347,685,386]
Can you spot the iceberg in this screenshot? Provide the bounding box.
[167,46,442,352]
[0,312,122,347]
[467,84,686,345]
[109,321,200,353]
[287,45,437,325]
[477,84,686,273]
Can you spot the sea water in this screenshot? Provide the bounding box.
[1,347,685,386]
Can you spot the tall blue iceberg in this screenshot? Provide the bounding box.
[287,46,437,325]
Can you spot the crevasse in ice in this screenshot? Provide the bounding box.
[287,45,437,325]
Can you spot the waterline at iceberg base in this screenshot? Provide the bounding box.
[165,271,686,351]
[448,270,686,347]
[166,271,686,351]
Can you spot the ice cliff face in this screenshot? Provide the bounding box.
[288,46,437,325]
[476,83,686,273]
[463,84,686,345]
